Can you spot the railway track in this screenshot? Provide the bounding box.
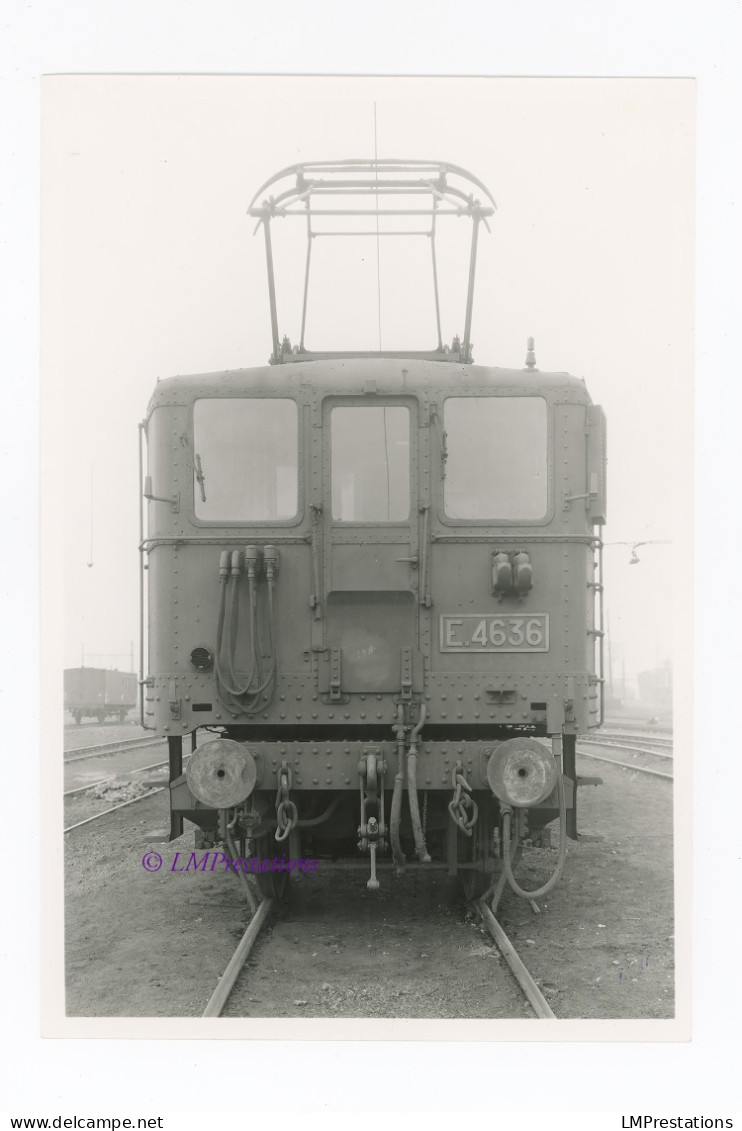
[200,870,554,1019]
[591,730,673,754]
[63,755,174,798]
[202,898,275,1017]
[604,717,671,730]
[64,787,166,833]
[64,749,183,833]
[64,726,671,1016]
[64,736,164,764]
[474,899,555,1018]
[578,733,673,781]
[65,718,135,728]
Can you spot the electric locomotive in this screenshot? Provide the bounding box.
[139,161,606,904]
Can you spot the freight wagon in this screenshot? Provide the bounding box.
[64,667,138,725]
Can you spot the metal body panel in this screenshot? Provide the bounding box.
[143,357,603,750]
[146,668,597,734]
[170,738,561,793]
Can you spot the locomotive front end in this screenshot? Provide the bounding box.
[140,160,607,904]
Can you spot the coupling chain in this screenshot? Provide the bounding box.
[275,765,298,842]
[448,762,479,837]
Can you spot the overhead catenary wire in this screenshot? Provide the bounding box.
[382,407,391,521]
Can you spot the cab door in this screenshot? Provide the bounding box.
[318,396,421,696]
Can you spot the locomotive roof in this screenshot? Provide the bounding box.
[147,358,592,414]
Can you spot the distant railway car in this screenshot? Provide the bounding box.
[64,667,138,725]
[139,161,606,905]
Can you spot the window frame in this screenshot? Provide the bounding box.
[189,395,304,527]
[324,396,417,527]
[437,393,553,527]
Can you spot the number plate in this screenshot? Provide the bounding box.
[439,614,550,653]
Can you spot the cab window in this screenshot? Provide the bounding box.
[331,406,410,522]
[193,398,298,521]
[443,397,548,520]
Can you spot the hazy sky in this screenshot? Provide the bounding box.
[43,76,693,681]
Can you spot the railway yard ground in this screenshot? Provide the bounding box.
[63,722,674,1020]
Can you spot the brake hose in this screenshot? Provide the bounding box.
[390,705,406,868]
[502,769,568,900]
[407,704,431,864]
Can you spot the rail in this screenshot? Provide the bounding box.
[584,738,672,760]
[578,736,673,781]
[201,899,274,1017]
[474,899,556,1019]
[64,751,188,833]
[63,755,177,798]
[578,750,672,781]
[64,788,165,834]
[203,887,555,1018]
[590,731,672,753]
[64,736,164,764]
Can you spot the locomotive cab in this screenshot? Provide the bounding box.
[140,161,607,906]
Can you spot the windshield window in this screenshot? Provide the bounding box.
[193,398,298,521]
[443,397,548,520]
[331,406,410,522]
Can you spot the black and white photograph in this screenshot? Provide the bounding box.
[3,0,742,1118]
[43,75,692,1033]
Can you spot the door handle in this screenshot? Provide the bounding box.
[396,556,419,567]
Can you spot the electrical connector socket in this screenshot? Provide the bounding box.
[244,545,262,578]
[263,545,280,578]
